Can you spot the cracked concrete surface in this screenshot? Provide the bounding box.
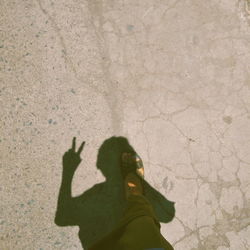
[1,0,250,249]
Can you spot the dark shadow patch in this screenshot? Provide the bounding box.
[55,136,175,249]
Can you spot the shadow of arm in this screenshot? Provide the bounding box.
[144,181,175,223]
[54,170,80,226]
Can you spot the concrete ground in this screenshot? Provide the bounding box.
[1,0,250,249]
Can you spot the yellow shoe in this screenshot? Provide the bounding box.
[121,151,145,199]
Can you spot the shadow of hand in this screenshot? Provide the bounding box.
[63,137,85,173]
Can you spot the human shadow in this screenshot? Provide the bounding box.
[55,136,175,249]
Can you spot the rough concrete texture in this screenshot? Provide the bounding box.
[1,0,250,249]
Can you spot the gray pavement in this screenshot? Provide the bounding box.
[1,0,250,249]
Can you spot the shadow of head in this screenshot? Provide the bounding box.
[96,136,136,181]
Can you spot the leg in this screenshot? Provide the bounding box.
[114,194,173,250]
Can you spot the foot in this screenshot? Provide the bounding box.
[122,152,144,199]
[124,172,143,198]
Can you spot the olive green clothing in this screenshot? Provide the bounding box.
[88,194,174,250]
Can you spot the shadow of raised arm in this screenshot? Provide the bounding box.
[55,137,86,226]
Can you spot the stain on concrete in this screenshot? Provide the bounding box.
[223,116,233,124]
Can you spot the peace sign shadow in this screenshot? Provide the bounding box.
[62,137,85,173]
[55,136,175,249]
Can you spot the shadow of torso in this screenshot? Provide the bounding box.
[73,180,175,249]
[75,182,126,248]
